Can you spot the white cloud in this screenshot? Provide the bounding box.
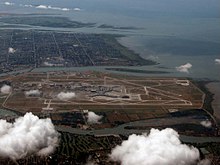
[110,128,206,165]
[19,3,74,11]
[3,2,14,6]
[0,84,11,94]
[200,120,212,128]
[176,63,192,73]
[44,62,54,66]
[3,2,73,12]
[43,61,63,67]
[57,92,76,101]
[61,8,70,11]
[36,5,70,11]
[36,5,48,9]
[87,111,103,124]
[25,89,41,97]
[48,6,59,10]
[22,4,33,8]
[8,47,16,54]
[74,8,81,11]
[215,59,220,64]
[0,112,59,160]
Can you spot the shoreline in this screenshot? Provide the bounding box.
[206,82,220,123]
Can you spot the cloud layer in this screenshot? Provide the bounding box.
[87,111,103,124]
[3,2,81,12]
[200,120,212,128]
[3,2,14,6]
[0,84,11,94]
[35,5,70,11]
[110,128,201,165]
[8,47,16,54]
[73,8,81,11]
[215,59,220,64]
[0,113,59,160]
[57,92,76,101]
[176,63,192,73]
[25,89,41,97]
